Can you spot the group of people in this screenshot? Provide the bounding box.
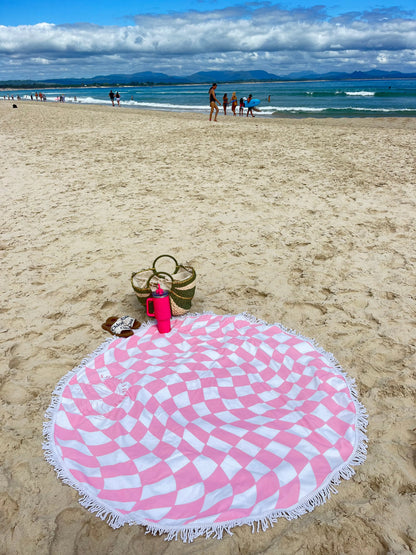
[3,94,21,101]
[108,90,121,106]
[3,92,67,102]
[209,84,258,121]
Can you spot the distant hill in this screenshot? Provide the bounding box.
[86,72,188,85]
[187,70,280,83]
[292,69,416,81]
[42,71,190,86]
[1,69,415,88]
[40,69,280,86]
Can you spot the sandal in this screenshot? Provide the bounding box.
[101,316,141,338]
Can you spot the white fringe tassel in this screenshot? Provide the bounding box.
[42,311,368,542]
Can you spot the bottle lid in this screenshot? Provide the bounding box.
[152,283,168,297]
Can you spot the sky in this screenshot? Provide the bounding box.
[0,0,415,80]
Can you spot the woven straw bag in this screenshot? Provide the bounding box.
[131,255,196,316]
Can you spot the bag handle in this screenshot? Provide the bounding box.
[146,271,173,288]
[153,254,180,275]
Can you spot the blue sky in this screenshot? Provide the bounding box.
[0,0,415,80]
[2,0,412,25]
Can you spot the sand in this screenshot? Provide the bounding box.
[1,100,415,554]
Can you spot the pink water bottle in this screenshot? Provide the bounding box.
[146,284,172,333]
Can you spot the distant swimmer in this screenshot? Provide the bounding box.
[267,95,271,102]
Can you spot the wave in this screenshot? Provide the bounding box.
[13,94,107,104]
[271,106,416,118]
[306,91,345,97]
[132,101,207,112]
[304,89,416,98]
[345,91,375,96]
[306,90,375,97]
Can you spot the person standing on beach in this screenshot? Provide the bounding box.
[109,90,115,106]
[115,91,120,106]
[246,94,255,118]
[239,97,244,116]
[223,93,228,115]
[231,92,238,116]
[209,83,220,122]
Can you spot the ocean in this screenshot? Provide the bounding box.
[3,78,416,118]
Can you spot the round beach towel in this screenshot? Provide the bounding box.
[43,313,367,542]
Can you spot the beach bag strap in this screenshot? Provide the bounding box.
[145,271,173,288]
[153,255,180,275]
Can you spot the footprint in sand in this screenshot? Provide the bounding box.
[101,300,118,311]
[52,324,91,343]
[0,492,19,533]
[1,374,33,404]
[283,301,327,322]
[50,508,88,552]
[51,508,117,552]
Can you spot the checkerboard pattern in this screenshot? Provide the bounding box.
[49,314,364,533]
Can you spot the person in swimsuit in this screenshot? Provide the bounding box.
[223,93,228,115]
[209,83,220,121]
[246,94,255,117]
[231,92,238,116]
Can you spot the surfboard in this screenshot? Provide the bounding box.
[244,98,261,108]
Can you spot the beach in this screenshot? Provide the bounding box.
[1,100,415,554]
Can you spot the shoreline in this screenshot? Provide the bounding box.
[2,96,416,119]
[1,101,415,553]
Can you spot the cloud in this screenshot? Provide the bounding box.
[0,4,415,79]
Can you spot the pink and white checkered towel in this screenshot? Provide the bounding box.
[43,313,367,542]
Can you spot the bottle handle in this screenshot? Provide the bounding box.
[146,298,155,317]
